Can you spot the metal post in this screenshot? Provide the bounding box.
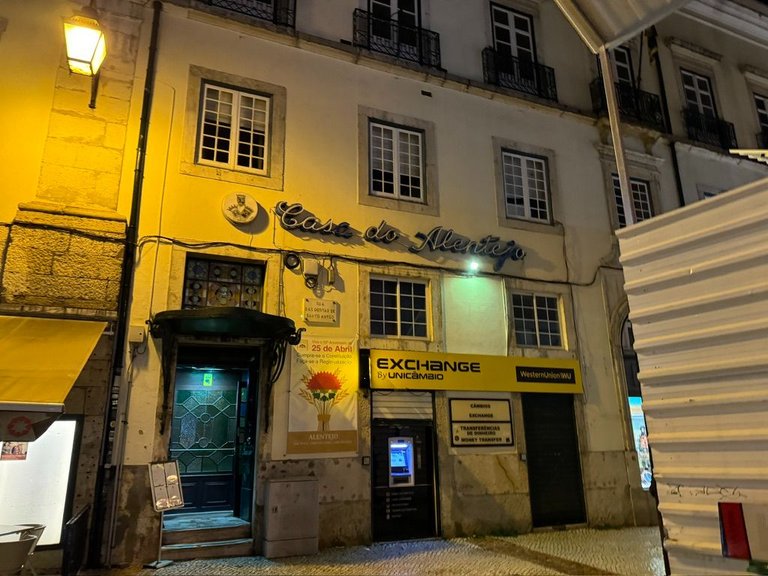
[599,46,635,226]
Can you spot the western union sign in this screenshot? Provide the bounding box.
[368,350,583,394]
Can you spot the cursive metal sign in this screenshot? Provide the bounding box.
[275,201,526,270]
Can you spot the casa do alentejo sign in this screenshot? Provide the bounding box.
[275,201,525,271]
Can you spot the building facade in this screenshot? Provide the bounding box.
[2,0,768,571]
[110,0,768,566]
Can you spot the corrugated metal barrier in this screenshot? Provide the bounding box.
[617,177,768,574]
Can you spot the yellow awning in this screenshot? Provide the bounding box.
[0,316,106,404]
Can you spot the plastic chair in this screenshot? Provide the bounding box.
[0,535,37,576]
[18,525,45,576]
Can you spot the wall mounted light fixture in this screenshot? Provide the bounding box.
[63,4,107,108]
[284,252,301,271]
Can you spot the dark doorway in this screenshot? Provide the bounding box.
[522,393,585,527]
[371,420,438,541]
[166,346,258,525]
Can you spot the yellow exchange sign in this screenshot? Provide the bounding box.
[368,350,583,394]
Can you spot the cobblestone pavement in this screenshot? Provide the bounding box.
[114,527,665,576]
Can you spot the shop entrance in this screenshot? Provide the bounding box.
[165,346,258,529]
[371,420,438,541]
[522,393,586,527]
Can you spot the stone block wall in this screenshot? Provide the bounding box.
[1,202,125,311]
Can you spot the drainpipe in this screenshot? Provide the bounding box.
[90,0,162,567]
[647,26,686,208]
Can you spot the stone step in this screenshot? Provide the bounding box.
[160,538,254,561]
[162,523,251,545]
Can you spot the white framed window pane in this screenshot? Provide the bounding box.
[493,5,534,60]
[631,180,652,222]
[534,295,561,347]
[370,277,428,338]
[681,69,716,117]
[512,292,562,348]
[236,94,269,171]
[370,122,423,201]
[198,84,270,174]
[755,93,768,131]
[613,46,633,85]
[512,293,538,346]
[612,174,652,227]
[200,85,233,165]
[612,174,628,228]
[502,151,549,222]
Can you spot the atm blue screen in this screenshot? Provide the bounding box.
[390,445,408,471]
[388,438,414,486]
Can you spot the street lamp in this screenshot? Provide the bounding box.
[63,5,106,108]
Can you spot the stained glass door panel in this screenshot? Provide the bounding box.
[170,388,237,474]
[169,368,240,513]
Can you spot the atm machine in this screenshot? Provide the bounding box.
[388,437,415,487]
[372,423,436,541]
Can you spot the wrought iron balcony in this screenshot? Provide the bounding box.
[353,9,441,69]
[204,0,295,28]
[482,47,557,102]
[683,107,737,149]
[757,128,768,148]
[590,79,665,132]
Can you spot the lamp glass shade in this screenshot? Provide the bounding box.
[64,14,106,76]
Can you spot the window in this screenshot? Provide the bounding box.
[492,4,535,62]
[612,174,653,228]
[371,0,419,45]
[755,93,768,130]
[613,46,634,86]
[183,256,265,309]
[680,69,716,117]
[755,93,768,145]
[198,83,270,174]
[511,293,562,347]
[502,150,550,222]
[370,277,428,338]
[370,121,424,202]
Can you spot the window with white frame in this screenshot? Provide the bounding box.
[612,174,653,228]
[502,150,550,222]
[491,3,535,62]
[754,93,768,141]
[511,292,562,347]
[198,83,270,174]
[613,46,634,86]
[680,69,716,117]
[370,277,428,338]
[370,121,424,202]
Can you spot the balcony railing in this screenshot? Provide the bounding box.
[683,107,737,149]
[482,47,557,102]
[353,9,441,69]
[590,79,665,132]
[204,0,295,28]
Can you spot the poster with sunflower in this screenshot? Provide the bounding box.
[287,337,359,455]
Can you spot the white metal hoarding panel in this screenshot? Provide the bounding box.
[553,0,690,52]
[617,177,768,575]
